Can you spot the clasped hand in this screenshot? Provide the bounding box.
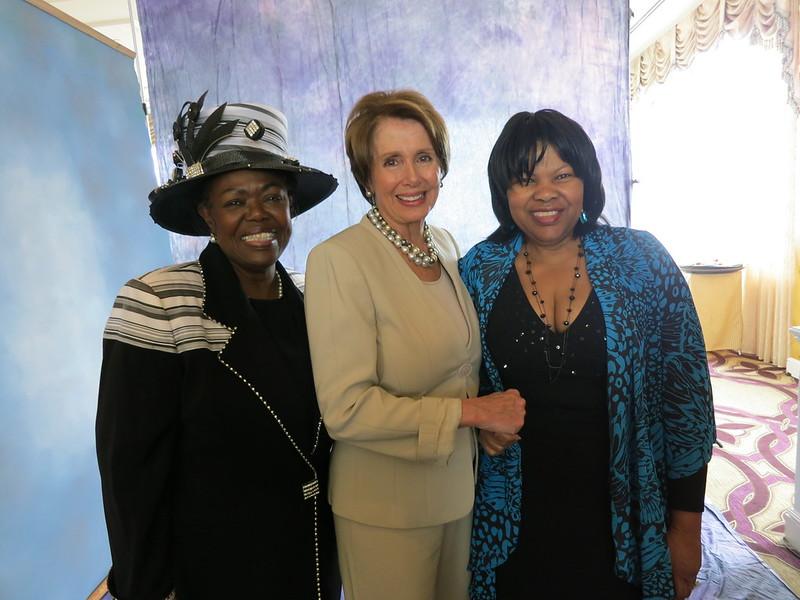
[479,429,520,456]
[462,389,524,456]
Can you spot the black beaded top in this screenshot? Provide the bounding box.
[485,269,644,598]
[486,269,607,383]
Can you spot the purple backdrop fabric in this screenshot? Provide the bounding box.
[137,0,631,269]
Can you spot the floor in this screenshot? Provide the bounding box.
[706,350,800,595]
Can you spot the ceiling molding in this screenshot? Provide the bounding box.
[630,0,704,57]
[25,0,134,58]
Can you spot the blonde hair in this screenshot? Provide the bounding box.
[344,90,450,201]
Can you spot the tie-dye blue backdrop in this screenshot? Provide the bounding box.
[0,3,171,599]
[137,0,631,268]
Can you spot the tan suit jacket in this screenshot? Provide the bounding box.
[305,216,481,529]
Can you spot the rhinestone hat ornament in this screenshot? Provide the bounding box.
[149,91,338,236]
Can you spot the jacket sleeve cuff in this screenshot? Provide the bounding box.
[417,397,462,463]
[667,465,707,513]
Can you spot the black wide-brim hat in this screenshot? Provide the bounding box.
[149,94,338,236]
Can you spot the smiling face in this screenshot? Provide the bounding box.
[198,169,292,281]
[507,145,584,249]
[368,117,440,235]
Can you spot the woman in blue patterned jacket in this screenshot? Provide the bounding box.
[459,110,715,600]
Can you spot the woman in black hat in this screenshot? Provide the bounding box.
[96,93,340,600]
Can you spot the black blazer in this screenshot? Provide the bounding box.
[96,243,338,600]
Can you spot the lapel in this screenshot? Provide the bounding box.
[476,234,522,391]
[433,227,480,348]
[198,243,318,456]
[583,228,626,364]
[357,216,451,348]
[486,233,523,318]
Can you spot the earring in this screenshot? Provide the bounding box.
[209,232,217,243]
[365,190,375,205]
[439,180,443,189]
[579,211,588,224]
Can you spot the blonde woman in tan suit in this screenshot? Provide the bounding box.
[304,90,526,600]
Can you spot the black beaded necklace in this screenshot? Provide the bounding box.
[522,240,584,383]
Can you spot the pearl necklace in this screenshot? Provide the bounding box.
[367,207,439,268]
[273,270,283,299]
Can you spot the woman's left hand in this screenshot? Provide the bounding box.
[478,429,520,456]
[667,510,702,600]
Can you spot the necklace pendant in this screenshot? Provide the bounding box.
[523,239,582,384]
[302,478,320,501]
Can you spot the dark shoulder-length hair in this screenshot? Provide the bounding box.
[487,109,605,243]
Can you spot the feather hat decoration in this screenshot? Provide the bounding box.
[149,92,338,236]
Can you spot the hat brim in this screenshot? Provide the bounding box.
[149,151,338,236]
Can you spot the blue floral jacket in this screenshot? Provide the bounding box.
[459,226,715,600]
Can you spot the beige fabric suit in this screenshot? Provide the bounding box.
[305,216,481,599]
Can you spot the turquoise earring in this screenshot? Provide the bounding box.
[579,210,588,224]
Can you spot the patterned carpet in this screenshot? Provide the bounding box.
[706,350,800,594]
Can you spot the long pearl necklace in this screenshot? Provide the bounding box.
[367,206,439,268]
[523,240,583,383]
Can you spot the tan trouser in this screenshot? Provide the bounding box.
[334,512,472,600]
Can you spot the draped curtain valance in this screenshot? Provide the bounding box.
[631,0,800,113]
